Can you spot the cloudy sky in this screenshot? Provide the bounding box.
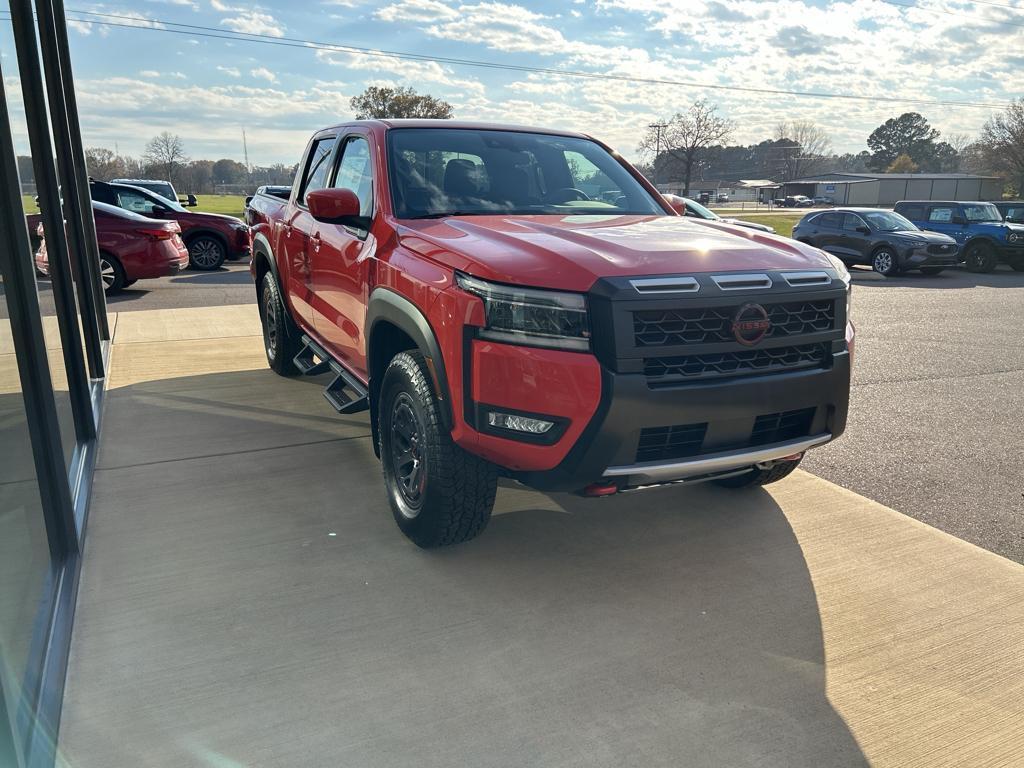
[1,0,1021,165]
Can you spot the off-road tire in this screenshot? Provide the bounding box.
[379,351,497,548]
[919,267,944,276]
[871,247,900,276]
[259,272,300,376]
[964,241,997,273]
[714,457,802,488]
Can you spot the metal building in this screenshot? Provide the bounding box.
[781,172,1004,206]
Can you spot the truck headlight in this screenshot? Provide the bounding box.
[823,252,852,320]
[456,273,590,351]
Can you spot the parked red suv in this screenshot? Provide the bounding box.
[252,120,853,547]
[90,180,250,270]
[35,201,188,292]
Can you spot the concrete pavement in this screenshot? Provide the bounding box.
[57,305,1024,767]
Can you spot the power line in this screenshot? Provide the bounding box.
[38,8,1010,111]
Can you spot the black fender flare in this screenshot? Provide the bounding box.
[366,287,453,431]
[962,236,997,253]
[251,231,279,283]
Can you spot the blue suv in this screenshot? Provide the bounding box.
[893,200,1024,273]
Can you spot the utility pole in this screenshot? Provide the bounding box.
[648,122,667,188]
[242,128,250,173]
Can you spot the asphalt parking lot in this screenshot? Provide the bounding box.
[22,262,1024,562]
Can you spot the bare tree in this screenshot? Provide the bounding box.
[639,100,733,196]
[143,132,188,183]
[980,99,1024,194]
[773,120,832,181]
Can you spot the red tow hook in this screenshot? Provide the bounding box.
[582,482,619,497]
[781,452,805,462]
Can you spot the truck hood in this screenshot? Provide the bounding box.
[185,211,245,227]
[398,214,833,292]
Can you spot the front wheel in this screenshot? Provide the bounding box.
[871,247,900,276]
[259,272,300,376]
[714,457,802,488]
[187,235,226,270]
[964,242,997,273]
[380,351,497,548]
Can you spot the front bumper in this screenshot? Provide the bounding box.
[514,350,851,492]
[902,246,960,268]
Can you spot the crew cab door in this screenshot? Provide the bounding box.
[838,212,871,259]
[309,133,375,376]
[809,212,844,255]
[282,134,337,329]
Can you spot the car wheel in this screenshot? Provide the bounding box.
[964,242,997,273]
[871,247,900,276]
[714,457,802,488]
[380,350,497,548]
[919,267,944,276]
[259,272,300,376]
[99,253,126,294]
[187,235,226,270]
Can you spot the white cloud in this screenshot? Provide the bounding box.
[220,11,285,36]
[139,70,161,78]
[217,66,242,77]
[250,66,278,83]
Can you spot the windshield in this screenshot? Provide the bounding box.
[863,211,917,232]
[963,203,1001,223]
[387,128,665,219]
[684,198,720,220]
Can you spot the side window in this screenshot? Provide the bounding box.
[928,207,954,223]
[300,136,337,206]
[333,137,374,217]
[116,190,158,214]
[816,213,840,228]
[841,213,866,231]
[900,204,925,220]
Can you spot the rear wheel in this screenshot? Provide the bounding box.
[99,253,126,294]
[919,267,944,276]
[187,235,226,270]
[380,351,497,548]
[714,457,802,488]
[871,247,900,276]
[259,272,300,376]
[964,241,997,273]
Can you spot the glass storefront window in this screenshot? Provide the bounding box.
[0,300,59,754]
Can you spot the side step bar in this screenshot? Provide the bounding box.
[293,335,369,415]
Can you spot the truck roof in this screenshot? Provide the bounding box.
[321,118,591,140]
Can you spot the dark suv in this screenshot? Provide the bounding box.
[90,180,251,270]
[995,201,1024,225]
[893,200,1024,273]
[793,208,959,276]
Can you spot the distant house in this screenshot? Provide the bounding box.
[779,172,1003,206]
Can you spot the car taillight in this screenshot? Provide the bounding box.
[136,227,176,241]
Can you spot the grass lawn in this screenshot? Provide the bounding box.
[191,195,248,219]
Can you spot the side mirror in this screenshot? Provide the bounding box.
[152,204,169,215]
[856,226,870,235]
[307,188,370,229]
[186,194,198,207]
[951,216,966,225]
[244,196,254,207]
[662,193,686,216]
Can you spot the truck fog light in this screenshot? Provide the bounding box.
[487,411,554,434]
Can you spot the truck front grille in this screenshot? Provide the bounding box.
[927,243,956,255]
[634,407,817,464]
[633,299,835,348]
[644,343,827,384]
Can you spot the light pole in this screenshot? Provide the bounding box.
[649,122,667,188]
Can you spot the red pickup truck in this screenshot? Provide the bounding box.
[251,120,853,547]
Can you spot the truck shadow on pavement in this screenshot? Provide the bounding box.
[66,368,868,768]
